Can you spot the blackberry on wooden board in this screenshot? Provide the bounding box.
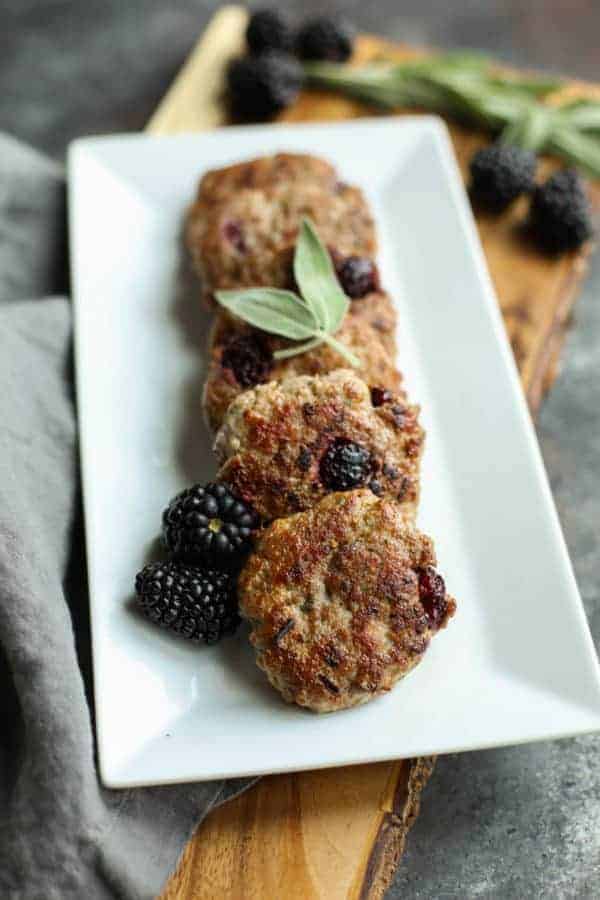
[469,143,536,212]
[295,17,355,62]
[246,9,292,55]
[226,52,303,121]
[529,169,592,254]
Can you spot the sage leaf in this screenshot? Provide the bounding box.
[214,224,363,368]
[294,218,349,334]
[214,288,319,341]
[303,56,600,175]
[273,337,325,360]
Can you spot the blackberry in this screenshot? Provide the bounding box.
[333,253,380,299]
[135,561,239,645]
[226,52,303,121]
[418,566,448,627]
[295,17,355,62]
[221,218,246,252]
[221,334,273,387]
[469,143,536,213]
[529,169,592,254]
[319,438,372,491]
[163,482,259,569]
[246,9,292,55]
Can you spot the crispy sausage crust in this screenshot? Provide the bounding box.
[239,491,456,712]
[214,369,424,522]
[192,153,338,211]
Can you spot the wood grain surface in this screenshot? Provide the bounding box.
[152,7,598,898]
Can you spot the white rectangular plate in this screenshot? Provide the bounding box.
[69,117,600,788]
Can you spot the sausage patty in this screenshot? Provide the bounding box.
[239,490,456,712]
[214,369,423,522]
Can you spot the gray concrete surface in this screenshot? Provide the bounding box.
[2,1,598,897]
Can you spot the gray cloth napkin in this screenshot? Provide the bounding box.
[0,133,254,900]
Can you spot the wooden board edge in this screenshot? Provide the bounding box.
[146,5,246,135]
[354,757,436,900]
[525,247,591,414]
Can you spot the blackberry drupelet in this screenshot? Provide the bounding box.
[295,17,355,62]
[418,566,448,627]
[246,9,292,55]
[469,143,536,212]
[226,52,303,121]
[529,169,592,254]
[221,333,273,387]
[163,482,259,568]
[319,438,372,491]
[135,561,239,644]
[333,253,380,299]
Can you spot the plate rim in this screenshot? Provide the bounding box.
[68,115,600,788]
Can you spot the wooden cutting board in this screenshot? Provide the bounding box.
[153,7,599,898]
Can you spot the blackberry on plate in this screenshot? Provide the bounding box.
[529,169,592,254]
[246,9,292,55]
[469,142,536,212]
[226,52,303,121]
[135,561,239,645]
[319,438,372,491]
[418,565,448,627]
[333,253,380,299]
[221,333,273,387]
[163,482,259,568]
[295,17,355,62]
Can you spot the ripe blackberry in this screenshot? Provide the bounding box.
[295,17,355,62]
[333,253,380,299]
[529,169,592,254]
[135,561,239,645]
[221,334,273,387]
[418,566,448,627]
[319,438,372,491]
[469,143,536,212]
[226,52,303,121]
[246,9,292,55]
[163,482,259,568]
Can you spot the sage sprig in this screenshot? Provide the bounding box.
[215,218,360,367]
[303,54,600,178]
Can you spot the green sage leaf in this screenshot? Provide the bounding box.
[293,218,349,333]
[214,288,319,341]
[273,337,325,360]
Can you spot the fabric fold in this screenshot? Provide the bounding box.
[0,134,254,900]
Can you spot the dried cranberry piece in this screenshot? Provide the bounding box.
[222,218,246,253]
[221,335,273,387]
[418,566,448,626]
[371,386,393,407]
[333,254,380,299]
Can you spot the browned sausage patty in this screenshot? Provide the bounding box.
[191,153,338,211]
[214,369,423,522]
[187,179,376,299]
[203,295,399,431]
[239,490,456,712]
